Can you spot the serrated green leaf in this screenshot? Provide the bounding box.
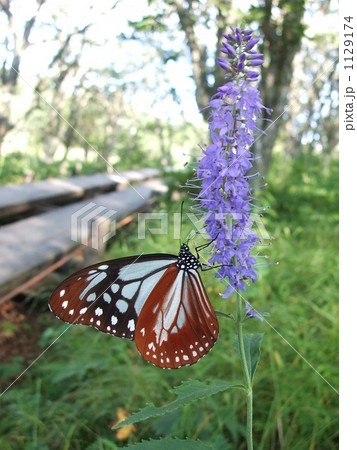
[124,437,216,449]
[113,379,244,429]
[243,333,264,382]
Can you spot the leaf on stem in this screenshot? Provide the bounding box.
[243,333,264,383]
[112,379,244,429]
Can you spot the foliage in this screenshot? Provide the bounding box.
[0,155,338,448]
[113,380,244,430]
[0,113,204,184]
[1,0,338,177]
[240,334,264,384]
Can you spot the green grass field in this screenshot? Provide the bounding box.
[0,156,338,449]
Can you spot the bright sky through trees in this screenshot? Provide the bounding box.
[0,0,204,126]
[1,0,338,129]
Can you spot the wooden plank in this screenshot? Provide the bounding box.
[0,168,159,218]
[0,179,167,296]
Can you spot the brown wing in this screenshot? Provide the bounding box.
[135,265,219,369]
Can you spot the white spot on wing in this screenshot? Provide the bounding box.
[103,293,111,303]
[111,316,118,325]
[98,264,109,270]
[128,319,135,331]
[116,300,128,313]
[111,283,119,293]
[62,301,68,309]
[60,289,65,297]
[95,307,103,316]
[122,281,141,299]
[87,293,96,302]
[79,307,87,314]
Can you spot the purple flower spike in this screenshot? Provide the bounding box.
[246,70,259,79]
[237,62,245,72]
[217,58,231,71]
[223,33,233,40]
[248,59,264,67]
[248,52,264,59]
[223,41,236,56]
[245,38,260,51]
[188,27,270,300]
[235,28,242,43]
[220,47,229,55]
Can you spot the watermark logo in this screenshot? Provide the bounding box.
[137,212,271,242]
[71,202,117,250]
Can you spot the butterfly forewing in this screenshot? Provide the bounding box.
[49,255,176,340]
[135,265,219,369]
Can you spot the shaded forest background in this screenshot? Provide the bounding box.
[0,0,338,449]
[1,0,338,182]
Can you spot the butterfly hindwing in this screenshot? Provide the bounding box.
[135,266,219,369]
[49,254,177,340]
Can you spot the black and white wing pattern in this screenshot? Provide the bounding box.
[49,254,177,340]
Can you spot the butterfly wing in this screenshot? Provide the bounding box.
[49,254,177,340]
[135,266,219,369]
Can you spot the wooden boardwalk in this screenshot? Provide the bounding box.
[0,174,167,298]
[0,168,159,218]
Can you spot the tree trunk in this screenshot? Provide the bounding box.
[254,0,306,173]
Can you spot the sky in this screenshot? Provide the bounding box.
[1,0,204,126]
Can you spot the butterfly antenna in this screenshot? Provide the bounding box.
[179,200,184,247]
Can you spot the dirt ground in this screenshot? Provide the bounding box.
[0,298,44,389]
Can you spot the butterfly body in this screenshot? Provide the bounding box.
[49,244,218,369]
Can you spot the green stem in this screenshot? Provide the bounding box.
[236,293,254,450]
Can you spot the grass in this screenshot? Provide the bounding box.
[0,155,338,449]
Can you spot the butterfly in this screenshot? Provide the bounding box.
[49,243,219,369]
